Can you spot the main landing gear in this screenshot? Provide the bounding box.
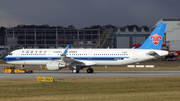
[71,66,94,74]
[87,67,94,73]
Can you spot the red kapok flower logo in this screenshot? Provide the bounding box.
[150,34,162,45]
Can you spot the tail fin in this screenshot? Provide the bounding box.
[138,23,167,50]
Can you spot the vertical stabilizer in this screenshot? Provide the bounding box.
[138,23,167,50]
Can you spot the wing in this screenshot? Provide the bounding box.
[60,45,96,66]
[61,55,82,65]
[61,45,81,64]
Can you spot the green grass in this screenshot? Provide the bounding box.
[1,77,180,101]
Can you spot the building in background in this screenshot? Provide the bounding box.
[0,27,5,46]
[113,25,150,48]
[0,27,7,59]
[6,25,102,51]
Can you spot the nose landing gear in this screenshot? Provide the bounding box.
[71,65,80,74]
[72,69,79,73]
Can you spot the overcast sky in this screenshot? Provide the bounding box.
[0,0,179,28]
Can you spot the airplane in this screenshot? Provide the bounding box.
[4,23,168,73]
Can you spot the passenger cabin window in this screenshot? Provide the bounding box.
[22,51,24,53]
[31,51,33,53]
[39,51,42,53]
[26,51,29,53]
[35,51,38,53]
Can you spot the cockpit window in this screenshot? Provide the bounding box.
[9,53,13,55]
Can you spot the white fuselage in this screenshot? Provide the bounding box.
[4,48,168,66]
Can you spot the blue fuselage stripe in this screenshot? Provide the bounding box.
[4,56,129,62]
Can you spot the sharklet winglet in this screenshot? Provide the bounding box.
[62,45,69,55]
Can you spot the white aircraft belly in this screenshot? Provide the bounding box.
[92,59,131,65]
[24,61,49,65]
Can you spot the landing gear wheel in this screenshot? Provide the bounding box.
[72,69,79,74]
[11,70,15,74]
[28,70,33,74]
[87,68,94,73]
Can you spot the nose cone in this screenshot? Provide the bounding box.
[4,56,8,63]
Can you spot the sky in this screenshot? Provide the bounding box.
[0,0,180,28]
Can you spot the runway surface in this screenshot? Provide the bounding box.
[1,70,180,80]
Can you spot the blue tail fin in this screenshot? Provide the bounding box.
[138,23,167,50]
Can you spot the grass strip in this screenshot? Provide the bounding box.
[0,77,180,101]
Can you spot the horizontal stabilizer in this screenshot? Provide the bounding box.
[147,51,160,58]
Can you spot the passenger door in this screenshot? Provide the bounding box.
[133,50,138,60]
[47,51,52,60]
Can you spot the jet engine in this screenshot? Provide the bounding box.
[46,62,66,71]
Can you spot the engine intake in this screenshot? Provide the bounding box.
[46,62,66,71]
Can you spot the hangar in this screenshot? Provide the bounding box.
[151,19,180,50]
[151,19,180,57]
[113,25,150,48]
[113,19,180,55]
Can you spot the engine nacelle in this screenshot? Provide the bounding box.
[46,62,66,71]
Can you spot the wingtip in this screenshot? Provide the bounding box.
[66,44,69,49]
[62,45,70,55]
